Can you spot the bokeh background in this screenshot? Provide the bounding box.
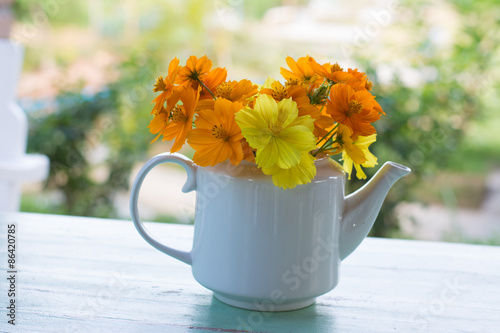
[10,0,500,244]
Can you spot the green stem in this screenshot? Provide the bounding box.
[313,123,339,157]
[197,78,216,100]
[314,139,338,156]
[312,82,337,157]
[316,123,338,145]
[318,83,333,112]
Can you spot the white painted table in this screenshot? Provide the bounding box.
[0,213,499,332]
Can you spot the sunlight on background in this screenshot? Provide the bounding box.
[10,0,500,244]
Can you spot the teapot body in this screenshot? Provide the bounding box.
[130,153,410,311]
[191,158,345,310]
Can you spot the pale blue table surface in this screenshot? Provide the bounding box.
[0,212,499,333]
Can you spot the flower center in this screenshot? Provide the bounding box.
[187,69,202,81]
[153,76,166,92]
[347,100,363,117]
[365,80,373,91]
[331,63,343,72]
[285,78,299,87]
[336,132,344,145]
[271,82,287,101]
[268,121,283,137]
[171,107,187,122]
[215,82,233,100]
[212,125,229,140]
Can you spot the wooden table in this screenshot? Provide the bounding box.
[1,213,499,332]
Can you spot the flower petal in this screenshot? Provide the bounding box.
[253,94,278,124]
[255,139,279,169]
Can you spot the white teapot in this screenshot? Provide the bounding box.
[130,153,410,311]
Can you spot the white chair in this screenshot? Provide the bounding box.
[0,2,49,212]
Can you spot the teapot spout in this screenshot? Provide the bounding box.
[339,162,411,260]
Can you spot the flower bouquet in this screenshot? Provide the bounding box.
[148,55,384,189]
[132,55,410,310]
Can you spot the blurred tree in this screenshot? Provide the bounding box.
[13,0,88,26]
[20,0,217,218]
[351,0,500,236]
[26,74,155,218]
[27,87,122,217]
[18,0,500,231]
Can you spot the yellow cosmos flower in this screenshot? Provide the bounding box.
[328,125,366,163]
[262,152,316,189]
[342,129,378,179]
[187,99,244,167]
[342,134,378,180]
[235,94,316,170]
[261,77,334,138]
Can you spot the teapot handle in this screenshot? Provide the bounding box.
[130,153,196,265]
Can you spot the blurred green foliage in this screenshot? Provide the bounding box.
[26,80,150,217]
[21,0,214,218]
[13,0,88,26]
[27,88,119,217]
[18,0,500,236]
[350,0,500,236]
[24,51,172,217]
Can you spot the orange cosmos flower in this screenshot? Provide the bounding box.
[286,84,337,137]
[308,58,353,84]
[240,138,255,163]
[261,79,333,137]
[161,87,199,152]
[345,69,385,116]
[187,99,244,166]
[280,56,323,88]
[327,83,382,138]
[261,79,320,119]
[313,109,335,138]
[215,79,259,105]
[260,80,287,101]
[151,58,180,114]
[175,55,212,89]
[148,89,183,143]
[148,106,169,143]
[199,67,227,100]
[287,84,321,118]
[347,68,373,92]
[198,79,259,111]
